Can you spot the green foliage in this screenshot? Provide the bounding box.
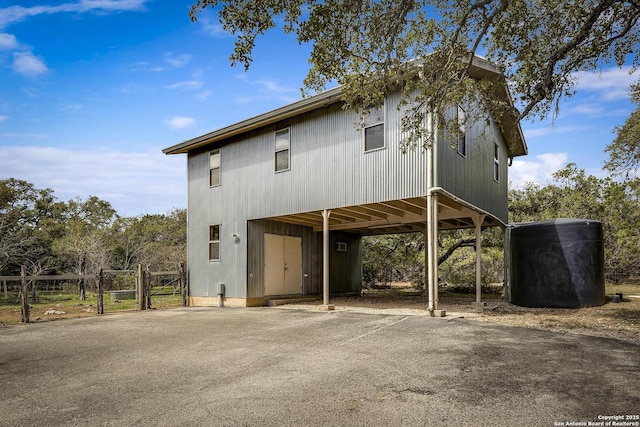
[437,228,504,291]
[0,179,186,278]
[510,164,640,282]
[605,82,640,175]
[362,233,424,287]
[190,0,639,148]
[362,228,505,290]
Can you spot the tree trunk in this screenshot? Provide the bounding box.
[31,278,37,304]
[438,238,476,266]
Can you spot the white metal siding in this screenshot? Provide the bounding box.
[435,106,509,223]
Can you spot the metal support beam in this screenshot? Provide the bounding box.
[473,214,486,303]
[322,209,331,307]
[426,193,439,312]
[432,193,439,310]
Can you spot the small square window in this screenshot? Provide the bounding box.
[275,128,290,172]
[209,225,220,261]
[364,123,384,151]
[209,150,221,187]
[336,242,347,252]
[363,104,385,152]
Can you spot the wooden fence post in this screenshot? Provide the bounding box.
[79,257,86,301]
[2,279,7,299]
[145,269,152,309]
[97,269,104,315]
[137,264,144,311]
[179,262,187,307]
[20,265,29,323]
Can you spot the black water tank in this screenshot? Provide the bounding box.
[508,219,605,308]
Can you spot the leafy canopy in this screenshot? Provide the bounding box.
[605,82,640,174]
[190,0,639,148]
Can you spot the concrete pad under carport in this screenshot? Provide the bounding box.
[0,307,638,426]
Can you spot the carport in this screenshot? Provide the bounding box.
[266,189,503,315]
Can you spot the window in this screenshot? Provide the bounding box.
[209,225,220,261]
[336,242,347,252]
[275,128,290,172]
[456,106,467,157]
[493,143,500,182]
[364,104,385,152]
[209,149,221,187]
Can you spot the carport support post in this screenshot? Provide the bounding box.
[320,209,334,311]
[473,214,486,306]
[426,192,443,316]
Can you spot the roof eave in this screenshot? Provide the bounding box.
[162,86,344,155]
[163,56,527,158]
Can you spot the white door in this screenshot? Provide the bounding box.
[264,234,302,296]
[283,236,302,294]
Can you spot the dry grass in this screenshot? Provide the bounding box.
[478,292,640,345]
[328,281,640,345]
[0,290,184,326]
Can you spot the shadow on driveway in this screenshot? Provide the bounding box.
[1,307,638,426]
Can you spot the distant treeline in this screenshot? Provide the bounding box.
[363,163,640,288]
[1,178,185,278]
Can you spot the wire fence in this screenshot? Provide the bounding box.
[0,263,188,323]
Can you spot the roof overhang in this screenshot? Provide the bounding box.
[163,56,527,158]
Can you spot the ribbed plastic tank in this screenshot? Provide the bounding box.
[507,219,605,308]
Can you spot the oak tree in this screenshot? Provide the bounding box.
[605,82,640,175]
[190,0,639,148]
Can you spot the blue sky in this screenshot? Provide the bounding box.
[0,1,637,216]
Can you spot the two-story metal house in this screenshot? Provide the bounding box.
[163,57,527,313]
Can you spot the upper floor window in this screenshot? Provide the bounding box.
[456,106,467,157]
[364,104,385,152]
[209,225,220,261]
[209,149,221,187]
[493,143,500,182]
[275,128,290,172]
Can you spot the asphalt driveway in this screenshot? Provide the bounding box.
[1,307,638,426]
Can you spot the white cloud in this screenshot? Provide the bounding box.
[568,103,604,117]
[0,1,148,29]
[0,115,7,123]
[12,51,48,76]
[196,90,212,101]
[164,80,203,91]
[509,153,569,188]
[575,67,637,101]
[0,33,18,49]
[164,53,192,68]
[59,102,83,112]
[234,76,300,104]
[198,17,227,37]
[0,132,48,139]
[522,125,590,139]
[0,145,185,216]
[165,116,195,129]
[21,87,38,97]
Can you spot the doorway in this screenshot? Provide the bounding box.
[264,234,303,296]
